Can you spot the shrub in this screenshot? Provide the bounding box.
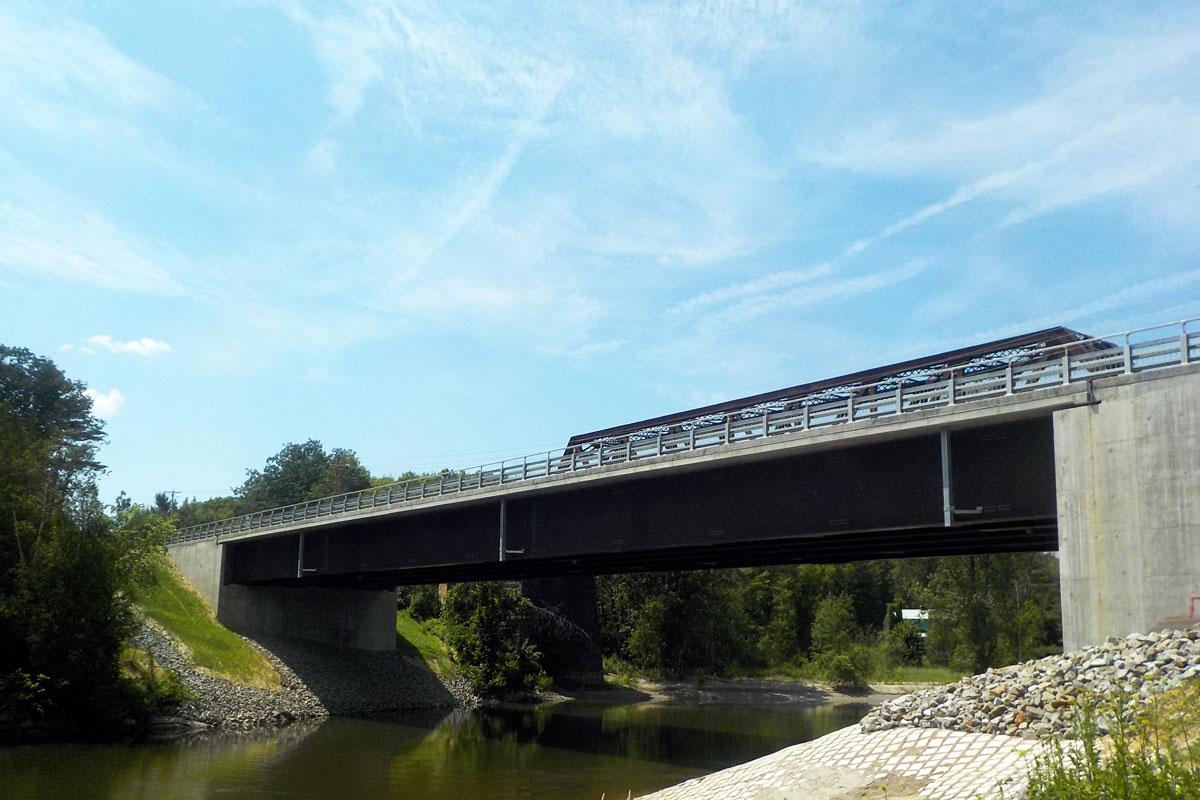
[401,584,442,622]
[880,620,924,669]
[440,582,545,698]
[816,644,872,691]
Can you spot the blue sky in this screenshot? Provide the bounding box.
[2,1,1199,505]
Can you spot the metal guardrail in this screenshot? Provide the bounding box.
[170,317,1199,544]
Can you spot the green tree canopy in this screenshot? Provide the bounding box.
[235,440,371,511]
[1,344,167,735]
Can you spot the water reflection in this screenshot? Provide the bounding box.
[2,700,871,800]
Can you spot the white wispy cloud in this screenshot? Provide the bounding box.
[812,16,1200,239]
[84,387,125,420]
[0,6,185,142]
[669,264,836,316]
[0,155,188,294]
[85,335,172,356]
[706,260,930,328]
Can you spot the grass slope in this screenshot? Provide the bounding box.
[396,611,454,677]
[133,555,280,690]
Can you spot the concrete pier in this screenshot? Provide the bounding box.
[1055,366,1200,650]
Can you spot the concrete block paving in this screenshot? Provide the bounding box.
[640,725,1053,800]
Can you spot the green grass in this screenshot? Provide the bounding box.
[132,555,280,690]
[883,665,966,684]
[396,610,455,677]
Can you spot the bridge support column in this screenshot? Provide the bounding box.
[1055,367,1200,650]
[521,575,604,686]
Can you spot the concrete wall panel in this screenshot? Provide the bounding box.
[165,539,223,610]
[1056,368,1200,649]
[217,584,397,651]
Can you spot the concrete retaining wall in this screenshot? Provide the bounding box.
[166,539,223,610]
[1056,367,1200,649]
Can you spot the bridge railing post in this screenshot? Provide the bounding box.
[847,390,855,421]
[947,369,956,406]
[724,415,732,445]
[1124,334,1133,373]
[1062,347,1071,385]
[1005,361,1014,395]
[896,381,904,414]
[1182,321,1191,365]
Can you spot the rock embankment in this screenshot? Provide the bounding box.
[134,621,476,731]
[133,620,327,730]
[861,628,1200,739]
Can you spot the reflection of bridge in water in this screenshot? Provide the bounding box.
[168,318,1200,652]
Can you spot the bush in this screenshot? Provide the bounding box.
[881,620,924,669]
[816,644,872,691]
[440,582,545,698]
[400,585,442,622]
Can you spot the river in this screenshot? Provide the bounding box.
[3,700,873,800]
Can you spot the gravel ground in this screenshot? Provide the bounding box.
[861,627,1200,739]
[133,620,476,731]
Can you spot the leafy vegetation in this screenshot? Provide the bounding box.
[118,644,191,721]
[132,555,279,690]
[1027,680,1200,799]
[440,582,547,697]
[0,345,171,736]
[176,439,376,527]
[598,554,1061,684]
[400,584,443,622]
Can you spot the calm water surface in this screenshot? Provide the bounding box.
[4,701,871,800]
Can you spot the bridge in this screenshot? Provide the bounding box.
[168,318,1200,654]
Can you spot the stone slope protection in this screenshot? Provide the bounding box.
[861,628,1200,739]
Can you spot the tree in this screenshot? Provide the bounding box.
[152,491,177,517]
[0,345,168,734]
[235,440,372,511]
[811,593,857,655]
[920,552,1060,673]
[440,582,544,697]
[597,571,751,677]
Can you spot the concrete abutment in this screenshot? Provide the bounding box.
[1055,367,1200,650]
[166,539,397,652]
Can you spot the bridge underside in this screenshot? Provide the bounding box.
[236,521,1056,587]
[223,418,1057,589]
